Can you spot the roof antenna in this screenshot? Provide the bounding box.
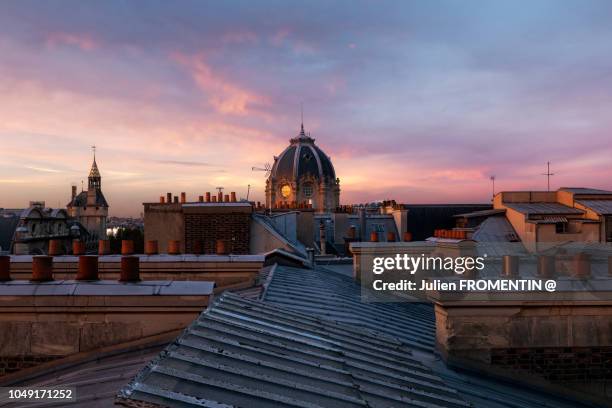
[541,161,555,191]
[92,145,96,161]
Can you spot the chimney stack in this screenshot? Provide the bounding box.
[32,256,53,282]
[537,255,555,278]
[72,240,86,255]
[168,240,181,255]
[121,240,134,255]
[98,239,111,255]
[76,255,99,281]
[502,255,519,277]
[120,256,140,282]
[216,239,227,255]
[319,222,326,255]
[145,240,158,255]
[0,255,11,281]
[572,253,591,279]
[48,239,63,256]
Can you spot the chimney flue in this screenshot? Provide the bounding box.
[72,240,85,255]
[180,192,186,203]
[159,196,165,203]
[502,255,519,277]
[230,192,237,202]
[120,256,140,282]
[573,253,591,279]
[121,240,134,255]
[537,255,555,278]
[76,255,99,281]
[0,255,11,281]
[32,256,53,282]
[168,240,181,255]
[145,240,158,255]
[98,239,111,255]
[71,185,77,200]
[167,192,172,203]
[205,192,211,202]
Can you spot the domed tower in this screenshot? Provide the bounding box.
[266,123,340,212]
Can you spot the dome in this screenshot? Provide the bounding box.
[270,124,336,183]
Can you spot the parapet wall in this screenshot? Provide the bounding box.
[0,280,214,376]
[7,254,264,291]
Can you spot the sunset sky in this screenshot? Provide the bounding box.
[1,1,612,216]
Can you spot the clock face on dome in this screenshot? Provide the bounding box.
[280,184,292,198]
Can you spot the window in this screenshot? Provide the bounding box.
[555,222,568,234]
[303,183,313,198]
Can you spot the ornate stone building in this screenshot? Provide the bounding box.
[66,151,109,240]
[266,124,340,212]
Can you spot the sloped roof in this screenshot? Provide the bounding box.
[559,187,612,195]
[118,292,469,408]
[67,190,109,208]
[119,266,595,408]
[576,200,612,215]
[0,214,19,252]
[264,265,436,352]
[504,202,583,215]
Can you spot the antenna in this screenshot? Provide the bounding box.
[490,175,496,201]
[541,162,555,191]
[301,102,304,126]
[246,184,251,201]
[251,163,272,178]
[215,186,224,194]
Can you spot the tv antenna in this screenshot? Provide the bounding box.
[541,162,555,191]
[490,175,496,201]
[252,163,272,178]
[216,186,224,194]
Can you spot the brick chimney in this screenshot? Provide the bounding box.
[166,192,172,203]
[180,192,186,203]
[71,185,77,200]
[32,256,53,282]
[502,255,519,277]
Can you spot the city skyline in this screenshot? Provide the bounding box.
[2,1,612,216]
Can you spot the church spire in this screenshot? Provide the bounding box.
[88,145,101,190]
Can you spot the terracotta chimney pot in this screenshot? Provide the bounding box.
[32,256,53,282]
[76,255,99,281]
[120,256,140,282]
[98,239,111,255]
[144,240,158,255]
[48,239,63,256]
[168,240,181,255]
[72,240,86,255]
[121,240,134,255]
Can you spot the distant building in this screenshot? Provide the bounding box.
[451,187,612,253]
[66,150,109,241]
[266,123,340,212]
[0,204,75,255]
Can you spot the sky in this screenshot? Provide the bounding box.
[1,0,612,216]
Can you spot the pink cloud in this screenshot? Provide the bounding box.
[172,53,270,115]
[46,32,97,51]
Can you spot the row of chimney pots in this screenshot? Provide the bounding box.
[48,238,232,256]
[0,254,140,282]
